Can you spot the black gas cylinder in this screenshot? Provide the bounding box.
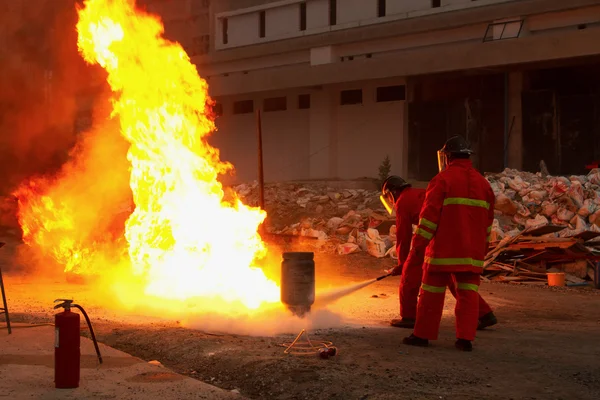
[280,252,315,317]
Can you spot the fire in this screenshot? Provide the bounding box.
[14,0,280,312]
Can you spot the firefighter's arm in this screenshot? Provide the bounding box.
[486,186,496,247]
[395,205,412,266]
[405,176,446,265]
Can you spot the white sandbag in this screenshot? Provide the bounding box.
[541,201,559,217]
[507,176,527,192]
[495,193,518,215]
[525,215,549,230]
[589,209,600,227]
[366,237,387,258]
[567,181,585,208]
[337,243,360,255]
[516,203,531,217]
[556,207,575,221]
[577,199,596,218]
[367,228,381,241]
[327,217,344,231]
[587,168,600,185]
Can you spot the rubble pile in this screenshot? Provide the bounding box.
[233,173,600,279]
[484,225,599,285]
[484,169,600,285]
[233,181,386,218]
[232,181,398,258]
[486,168,600,239]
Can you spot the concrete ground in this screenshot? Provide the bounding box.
[2,248,600,399]
[0,323,243,399]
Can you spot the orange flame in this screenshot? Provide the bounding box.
[14,0,279,312]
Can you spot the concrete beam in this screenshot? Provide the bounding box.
[208,27,600,96]
[199,0,600,64]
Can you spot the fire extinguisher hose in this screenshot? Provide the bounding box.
[72,304,103,364]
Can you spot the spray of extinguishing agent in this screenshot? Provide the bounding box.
[54,299,103,389]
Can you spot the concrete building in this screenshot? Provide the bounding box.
[151,0,600,183]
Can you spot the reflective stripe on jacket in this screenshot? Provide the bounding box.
[405,159,495,274]
[394,188,426,265]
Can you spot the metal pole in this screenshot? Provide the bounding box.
[0,242,11,334]
[256,109,265,210]
[503,71,509,169]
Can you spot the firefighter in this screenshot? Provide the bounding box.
[401,135,496,351]
[380,176,497,331]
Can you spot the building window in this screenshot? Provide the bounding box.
[259,11,266,38]
[340,89,362,105]
[264,97,287,112]
[299,2,307,31]
[233,100,253,114]
[298,94,311,109]
[329,0,336,26]
[222,18,228,44]
[377,0,386,17]
[432,0,441,7]
[376,85,406,102]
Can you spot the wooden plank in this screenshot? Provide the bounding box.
[508,241,576,250]
[518,236,579,243]
[571,231,600,242]
[526,225,566,236]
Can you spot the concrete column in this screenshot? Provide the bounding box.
[309,87,337,178]
[507,71,523,169]
[401,79,413,179]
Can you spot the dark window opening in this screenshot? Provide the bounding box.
[233,100,253,114]
[376,85,406,102]
[340,89,362,105]
[259,11,266,38]
[300,2,307,31]
[222,18,228,44]
[432,0,441,8]
[377,0,386,17]
[329,0,336,26]
[298,94,311,109]
[264,97,287,112]
[212,102,223,116]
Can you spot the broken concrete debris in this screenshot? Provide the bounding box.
[486,168,600,238]
[484,168,600,285]
[232,181,397,258]
[233,172,600,284]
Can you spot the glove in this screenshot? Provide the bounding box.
[386,264,403,276]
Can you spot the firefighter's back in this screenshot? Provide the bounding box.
[426,159,493,273]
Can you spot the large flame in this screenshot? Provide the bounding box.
[14,0,279,312]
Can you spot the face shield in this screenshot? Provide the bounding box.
[380,191,395,215]
[437,150,448,173]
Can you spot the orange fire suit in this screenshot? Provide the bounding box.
[404,159,495,341]
[395,188,493,320]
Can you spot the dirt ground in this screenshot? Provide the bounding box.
[3,245,600,400]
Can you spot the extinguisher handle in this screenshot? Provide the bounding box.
[54,299,74,310]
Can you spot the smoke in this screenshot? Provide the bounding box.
[0,0,102,195]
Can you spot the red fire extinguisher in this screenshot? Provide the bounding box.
[54,299,103,389]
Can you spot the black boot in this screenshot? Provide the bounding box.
[477,312,498,330]
[402,334,429,347]
[455,338,473,352]
[390,318,415,329]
